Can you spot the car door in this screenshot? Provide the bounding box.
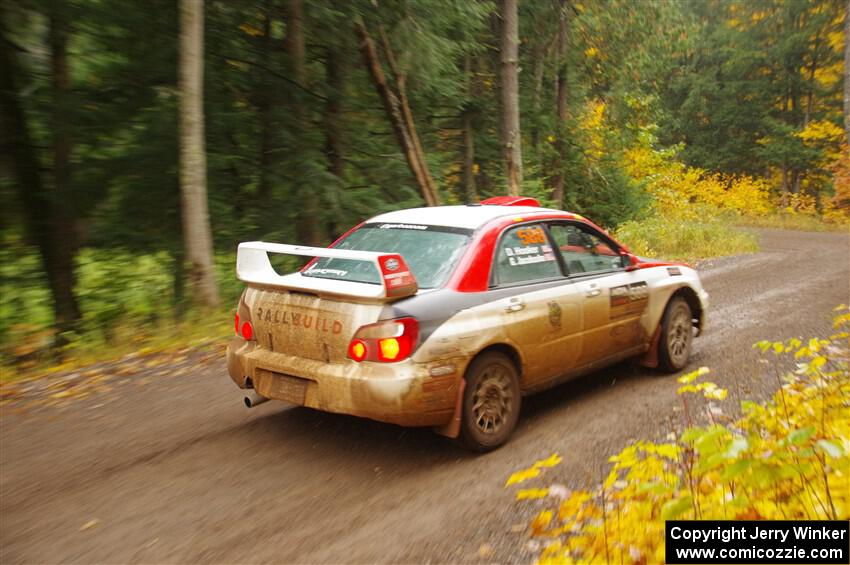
[547,221,649,367]
[490,223,583,389]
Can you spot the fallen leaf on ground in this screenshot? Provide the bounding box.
[79,519,99,531]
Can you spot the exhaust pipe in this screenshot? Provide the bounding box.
[244,392,270,408]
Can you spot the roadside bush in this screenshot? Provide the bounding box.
[1,246,240,374]
[624,129,773,219]
[507,306,850,564]
[614,215,758,262]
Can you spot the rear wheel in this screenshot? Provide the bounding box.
[459,352,520,452]
[658,297,693,373]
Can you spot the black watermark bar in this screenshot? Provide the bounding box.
[666,520,849,564]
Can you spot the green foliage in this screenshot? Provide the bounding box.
[0,239,54,344]
[508,306,850,564]
[615,215,759,262]
[659,0,846,198]
[0,246,241,370]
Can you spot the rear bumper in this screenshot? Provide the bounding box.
[226,337,457,427]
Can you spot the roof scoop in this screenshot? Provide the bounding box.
[479,196,541,207]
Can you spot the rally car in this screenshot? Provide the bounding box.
[227,196,708,450]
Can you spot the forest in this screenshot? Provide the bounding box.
[1,0,848,368]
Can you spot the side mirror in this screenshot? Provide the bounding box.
[623,252,640,271]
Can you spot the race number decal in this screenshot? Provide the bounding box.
[516,226,547,245]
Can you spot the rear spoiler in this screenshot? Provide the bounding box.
[236,242,418,301]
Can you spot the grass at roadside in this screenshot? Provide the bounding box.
[614,216,759,263]
[1,312,231,384]
[736,212,850,233]
[1,243,240,383]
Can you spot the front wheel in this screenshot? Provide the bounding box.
[459,352,521,452]
[657,296,693,373]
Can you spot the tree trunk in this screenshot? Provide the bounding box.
[48,3,82,336]
[179,0,219,308]
[285,0,322,245]
[323,43,345,238]
[780,164,789,206]
[378,27,440,206]
[324,45,344,179]
[1,5,82,339]
[462,55,478,204]
[499,0,523,196]
[844,0,849,144]
[530,41,545,150]
[551,0,569,208]
[354,18,439,206]
[257,0,273,201]
[803,35,820,129]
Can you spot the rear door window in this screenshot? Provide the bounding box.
[492,224,562,286]
[303,223,472,289]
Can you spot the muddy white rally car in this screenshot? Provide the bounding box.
[227,196,708,450]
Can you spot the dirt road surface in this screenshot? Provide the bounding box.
[2,228,848,564]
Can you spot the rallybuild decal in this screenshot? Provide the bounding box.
[610,281,649,319]
[254,306,344,334]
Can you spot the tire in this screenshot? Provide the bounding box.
[459,352,521,452]
[657,296,693,373]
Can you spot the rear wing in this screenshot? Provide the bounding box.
[236,242,418,301]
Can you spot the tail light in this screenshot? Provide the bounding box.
[234,311,255,341]
[347,317,419,363]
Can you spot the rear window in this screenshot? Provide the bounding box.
[303,223,472,289]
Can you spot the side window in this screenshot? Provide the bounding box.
[548,223,623,274]
[493,224,562,285]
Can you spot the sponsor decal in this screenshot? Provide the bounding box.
[254,307,343,334]
[667,266,682,276]
[609,281,649,319]
[379,256,417,295]
[305,267,349,277]
[383,270,413,287]
[548,301,562,329]
[378,223,427,230]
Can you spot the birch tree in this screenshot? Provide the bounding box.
[500,0,523,195]
[179,0,219,308]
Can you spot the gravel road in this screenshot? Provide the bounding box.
[1,228,848,564]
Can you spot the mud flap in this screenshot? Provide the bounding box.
[433,379,465,439]
[638,324,662,368]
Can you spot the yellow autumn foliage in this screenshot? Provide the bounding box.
[506,453,564,487]
[623,135,773,219]
[509,306,850,565]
